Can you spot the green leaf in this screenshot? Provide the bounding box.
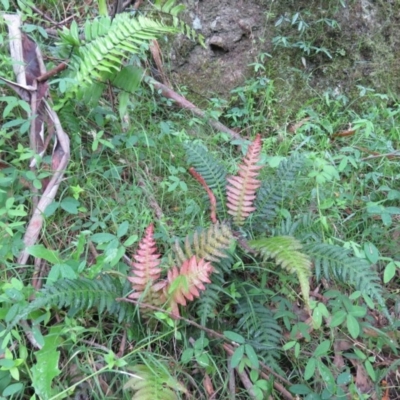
[31,327,62,398]
[383,261,398,283]
[26,245,61,264]
[60,197,80,214]
[244,344,259,368]
[336,371,352,385]
[289,384,311,395]
[329,310,346,327]
[304,358,316,381]
[313,340,330,358]
[117,221,129,238]
[2,383,23,397]
[196,352,210,368]
[317,362,335,391]
[363,242,379,264]
[346,314,360,339]
[230,345,245,368]
[349,305,366,318]
[224,331,245,344]
[364,359,376,382]
[91,233,116,243]
[118,91,129,121]
[282,341,296,351]
[181,349,193,364]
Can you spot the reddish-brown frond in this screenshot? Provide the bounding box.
[167,256,214,318]
[128,223,162,299]
[226,134,262,225]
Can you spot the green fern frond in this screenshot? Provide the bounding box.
[124,363,186,400]
[153,0,204,45]
[173,222,233,265]
[236,299,282,366]
[251,153,304,232]
[304,242,391,322]
[196,282,221,325]
[250,236,312,308]
[7,275,130,332]
[69,14,178,88]
[185,143,228,214]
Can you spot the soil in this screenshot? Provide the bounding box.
[169,0,400,105]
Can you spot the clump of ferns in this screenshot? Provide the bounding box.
[127,222,233,319]
[184,134,390,320]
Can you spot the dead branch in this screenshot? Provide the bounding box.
[145,76,243,141]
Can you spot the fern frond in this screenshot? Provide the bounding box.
[196,281,222,325]
[7,275,130,332]
[251,153,304,231]
[124,363,186,400]
[236,300,282,367]
[128,224,162,299]
[153,0,204,44]
[167,256,214,318]
[250,236,312,308]
[173,222,233,265]
[185,143,228,214]
[226,134,262,226]
[70,14,178,88]
[304,242,391,322]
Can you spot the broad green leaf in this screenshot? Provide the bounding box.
[91,233,116,243]
[26,245,61,264]
[181,349,193,364]
[313,340,330,358]
[329,310,346,327]
[31,327,62,398]
[2,382,23,397]
[224,331,245,344]
[244,344,259,368]
[289,384,311,395]
[336,371,352,385]
[230,345,245,368]
[363,242,379,264]
[60,197,80,214]
[346,314,360,339]
[318,361,335,391]
[384,261,398,283]
[304,358,316,380]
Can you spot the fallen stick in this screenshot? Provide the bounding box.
[145,76,243,141]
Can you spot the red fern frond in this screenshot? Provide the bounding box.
[128,223,162,299]
[226,134,262,225]
[167,256,214,318]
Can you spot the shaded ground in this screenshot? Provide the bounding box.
[170,0,400,104]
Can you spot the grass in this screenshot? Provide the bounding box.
[0,0,400,399]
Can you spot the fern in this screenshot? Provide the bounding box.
[226,134,262,226]
[71,14,177,88]
[124,363,187,400]
[129,223,162,298]
[196,282,222,325]
[167,256,214,318]
[251,153,304,232]
[173,222,233,265]
[236,299,283,370]
[153,0,204,45]
[304,242,391,322]
[249,236,312,308]
[185,143,228,214]
[6,275,131,333]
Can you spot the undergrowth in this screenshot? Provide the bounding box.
[0,1,399,399]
